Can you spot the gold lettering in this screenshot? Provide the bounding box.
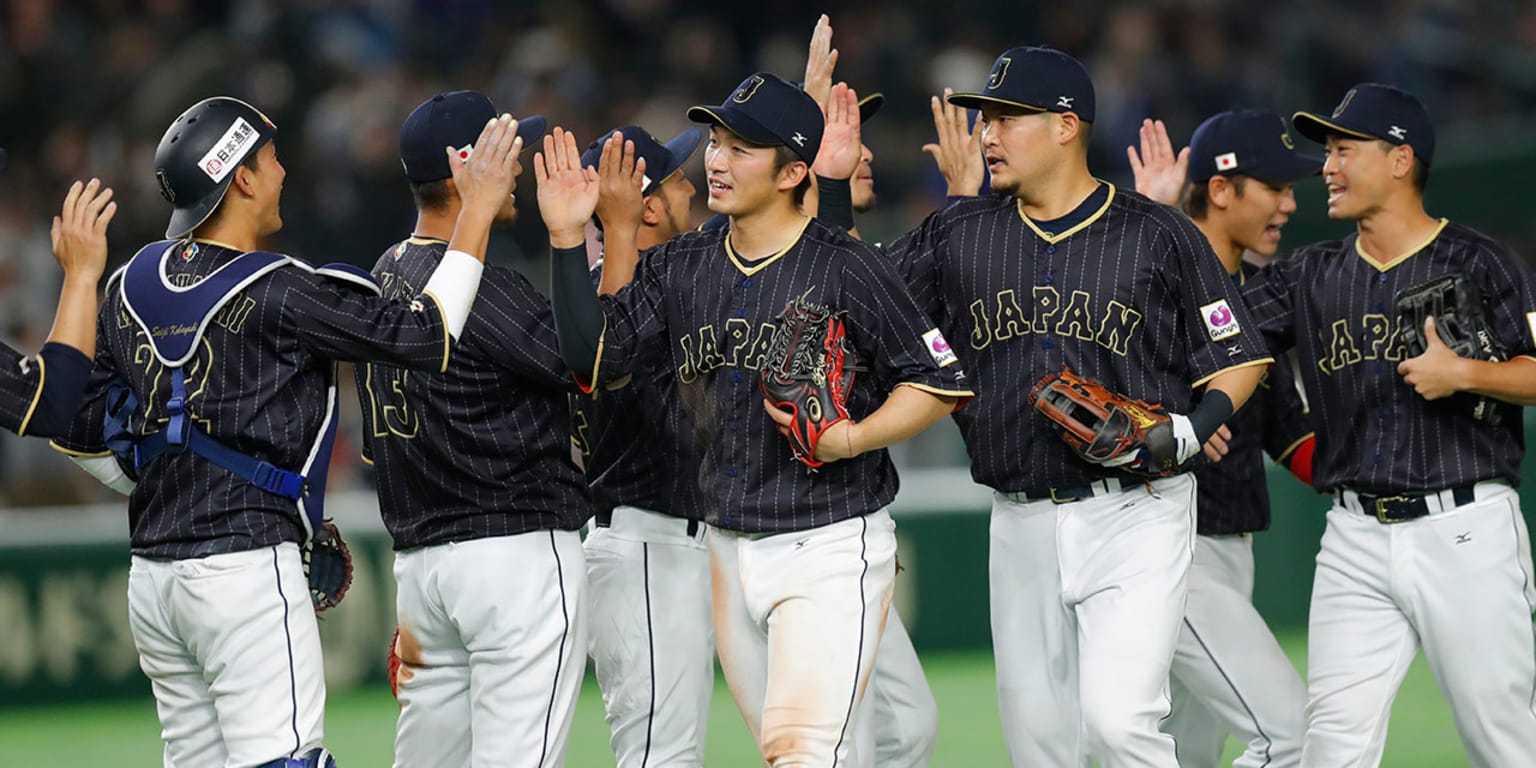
[1054,290,1098,341]
[994,289,1029,341]
[968,299,992,350]
[1031,286,1061,334]
[1096,301,1144,356]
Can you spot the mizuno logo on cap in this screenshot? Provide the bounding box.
[1057,96,1074,109]
[1388,125,1406,140]
[791,132,806,147]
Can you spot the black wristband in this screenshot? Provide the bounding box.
[815,174,855,231]
[550,245,605,377]
[1188,390,1234,444]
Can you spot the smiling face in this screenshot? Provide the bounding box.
[1214,176,1298,257]
[702,125,803,216]
[245,141,286,236]
[1322,135,1403,220]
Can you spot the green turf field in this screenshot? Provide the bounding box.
[3,633,1470,766]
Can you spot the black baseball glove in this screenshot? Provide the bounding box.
[1395,273,1508,425]
[305,519,353,613]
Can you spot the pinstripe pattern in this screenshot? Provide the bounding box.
[884,186,1272,492]
[1240,221,1536,493]
[1193,264,1313,535]
[360,239,592,549]
[573,260,703,521]
[592,218,971,533]
[54,239,453,559]
[0,343,42,434]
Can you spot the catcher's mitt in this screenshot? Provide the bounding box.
[1029,369,1179,475]
[1395,273,1507,424]
[760,295,859,469]
[305,520,353,612]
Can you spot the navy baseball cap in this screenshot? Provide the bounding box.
[1188,109,1322,184]
[579,125,706,196]
[687,73,824,166]
[399,91,548,183]
[859,93,884,123]
[947,46,1095,123]
[1292,83,1435,166]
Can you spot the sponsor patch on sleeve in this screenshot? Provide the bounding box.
[1200,299,1242,341]
[922,328,958,367]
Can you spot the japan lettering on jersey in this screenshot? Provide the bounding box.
[589,217,972,533]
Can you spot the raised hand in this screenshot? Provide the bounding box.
[802,14,838,107]
[450,114,523,219]
[536,127,602,249]
[593,133,646,237]
[1125,118,1189,207]
[922,88,984,197]
[51,178,116,284]
[812,82,862,181]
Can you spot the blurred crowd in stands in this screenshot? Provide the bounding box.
[2,0,1535,505]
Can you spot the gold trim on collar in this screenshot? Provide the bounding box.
[1356,218,1448,272]
[1017,182,1116,244]
[189,237,245,252]
[406,236,449,245]
[725,216,812,276]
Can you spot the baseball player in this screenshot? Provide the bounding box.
[1126,111,1320,768]
[539,72,972,767]
[572,125,715,768]
[1241,83,1536,767]
[0,178,116,438]
[799,17,939,766]
[362,91,592,768]
[50,96,517,768]
[882,48,1272,767]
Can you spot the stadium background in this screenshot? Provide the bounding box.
[2,0,1535,764]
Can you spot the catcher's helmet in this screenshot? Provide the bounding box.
[153,97,277,239]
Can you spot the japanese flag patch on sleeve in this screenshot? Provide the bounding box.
[922,328,959,367]
[1200,299,1243,341]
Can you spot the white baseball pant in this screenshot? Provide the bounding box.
[712,509,897,768]
[128,542,326,768]
[1302,482,1536,767]
[1162,533,1305,768]
[585,506,714,768]
[990,475,1195,768]
[847,607,939,768]
[392,530,588,768]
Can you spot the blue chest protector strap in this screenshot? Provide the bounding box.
[106,241,365,541]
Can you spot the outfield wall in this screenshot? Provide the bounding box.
[1,464,1530,707]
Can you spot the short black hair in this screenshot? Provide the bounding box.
[1375,140,1430,194]
[1181,175,1249,220]
[410,178,452,211]
[772,145,812,208]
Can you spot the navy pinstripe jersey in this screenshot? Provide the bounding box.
[884,184,1273,492]
[0,344,44,434]
[54,239,455,559]
[589,217,973,533]
[1240,220,1536,494]
[1194,264,1313,535]
[572,258,703,521]
[360,238,591,549]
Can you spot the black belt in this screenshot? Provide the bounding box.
[1340,486,1478,524]
[594,509,702,536]
[1008,477,1147,505]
